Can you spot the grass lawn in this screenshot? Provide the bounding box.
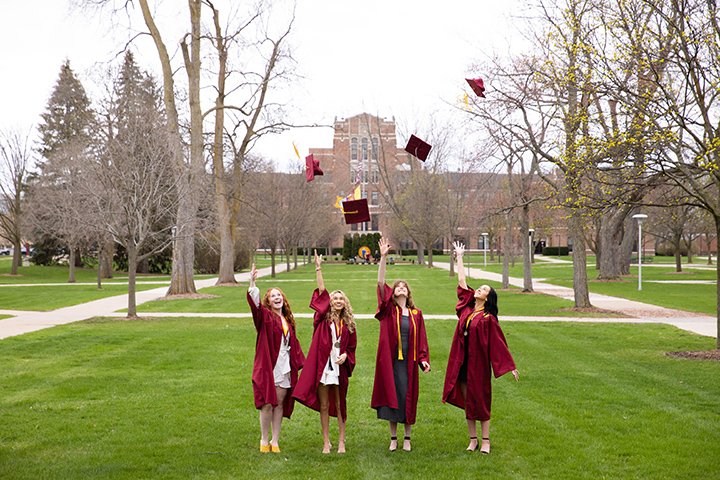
[136,263,595,317]
[0,284,167,312]
[0,317,717,479]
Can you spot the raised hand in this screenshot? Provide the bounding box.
[314,249,323,270]
[379,237,391,257]
[250,263,258,288]
[452,241,465,258]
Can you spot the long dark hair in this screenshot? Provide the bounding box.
[485,286,499,318]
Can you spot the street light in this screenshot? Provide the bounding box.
[481,232,489,267]
[632,214,648,291]
[528,228,535,263]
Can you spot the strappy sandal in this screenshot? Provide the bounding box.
[480,437,490,455]
[466,436,478,452]
[403,436,412,452]
[389,436,398,452]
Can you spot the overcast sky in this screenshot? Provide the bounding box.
[0,0,529,171]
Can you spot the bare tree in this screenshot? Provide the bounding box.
[0,129,33,275]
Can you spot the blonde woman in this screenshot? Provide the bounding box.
[293,251,358,453]
[247,264,305,453]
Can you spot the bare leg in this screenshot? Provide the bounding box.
[403,424,412,451]
[480,420,491,454]
[270,387,287,448]
[334,386,346,453]
[259,404,272,448]
[389,421,398,451]
[318,384,332,453]
[460,382,478,451]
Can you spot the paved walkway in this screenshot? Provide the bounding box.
[0,260,716,340]
[0,264,289,340]
[433,261,716,338]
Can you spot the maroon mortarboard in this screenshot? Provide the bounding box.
[404,134,432,162]
[342,198,370,224]
[465,77,486,98]
[305,154,324,182]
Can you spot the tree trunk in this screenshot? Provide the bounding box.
[715,216,720,348]
[416,240,425,265]
[448,234,455,277]
[427,240,434,268]
[96,244,102,289]
[597,209,628,280]
[101,239,114,278]
[673,235,682,272]
[569,213,591,308]
[127,244,138,318]
[271,247,276,278]
[293,246,298,269]
[620,215,635,275]
[502,213,512,289]
[686,238,693,263]
[521,205,533,292]
[10,239,21,275]
[68,246,76,283]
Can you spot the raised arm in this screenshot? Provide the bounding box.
[377,236,391,286]
[314,249,325,293]
[453,241,467,290]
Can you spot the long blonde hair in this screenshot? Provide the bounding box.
[262,287,295,330]
[328,289,356,333]
[391,280,415,309]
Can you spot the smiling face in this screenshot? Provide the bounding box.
[268,288,284,310]
[474,284,491,301]
[330,291,346,311]
[393,281,409,298]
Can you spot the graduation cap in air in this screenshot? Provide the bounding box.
[466,77,486,98]
[342,198,370,224]
[305,154,324,182]
[404,134,432,162]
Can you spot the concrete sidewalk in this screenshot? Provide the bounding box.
[433,261,717,338]
[0,264,289,340]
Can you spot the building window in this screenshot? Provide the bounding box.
[372,137,378,159]
[371,169,379,183]
[351,138,358,160]
[371,214,379,231]
[361,137,368,160]
[371,191,379,206]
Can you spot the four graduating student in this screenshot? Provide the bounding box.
[246,264,305,453]
[293,251,358,454]
[371,237,431,452]
[442,242,519,454]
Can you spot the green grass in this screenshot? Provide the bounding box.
[0,317,717,479]
[136,263,595,317]
[0,284,165,311]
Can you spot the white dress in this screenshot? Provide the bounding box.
[249,286,291,389]
[320,322,341,386]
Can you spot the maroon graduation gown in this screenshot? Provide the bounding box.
[247,291,305,418]
[293,289,357,421]
[442,285,516,421]
[371,283,430,425]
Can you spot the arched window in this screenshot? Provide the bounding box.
[351,138,358,160]
[371,137,378,160]
[361,137,368,160]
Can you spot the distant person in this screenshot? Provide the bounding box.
[442,242,519,454]
[372,236,431,452]
[247,264,305,453]
[293,251,357,454]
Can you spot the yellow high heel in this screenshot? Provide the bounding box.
[271,444,281,453]
[259,443,270,453]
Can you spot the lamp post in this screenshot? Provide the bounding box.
[632,214,648,291]
[481,232,489,267]
[528,228,535,263]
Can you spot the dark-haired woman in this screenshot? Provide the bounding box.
[372,237,431,452]
[293,251,357,454]
[247,264,305,453]
[442,242,519,454]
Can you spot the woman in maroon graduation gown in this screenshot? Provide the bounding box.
[293,251,357,454]
[247,263,305,453]
[442,242,519,454]
[372,237,431,452]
